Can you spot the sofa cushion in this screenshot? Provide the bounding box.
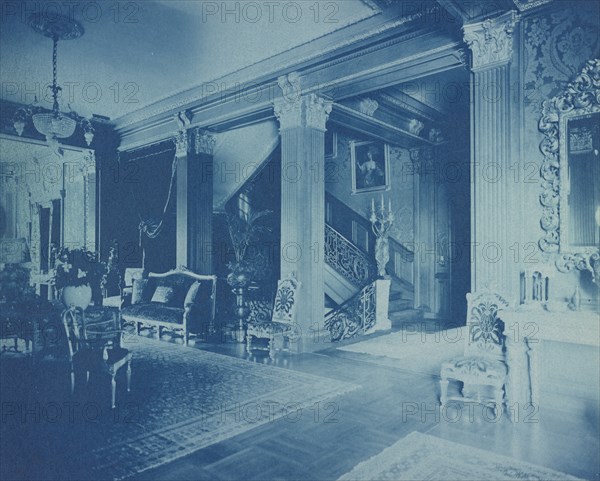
[147,276,195,307]
[132,278,149,305]
[121,303,184,325]
[151,286,175,304]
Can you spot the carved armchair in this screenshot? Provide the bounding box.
[62,306,132,409]
[440,290,510,416]
[246,274,301,360]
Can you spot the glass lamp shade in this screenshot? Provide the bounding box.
[13,119,25,136]
[32,112,77,139]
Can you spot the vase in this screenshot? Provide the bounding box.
[61,284,92,310]
[232,286,249,343]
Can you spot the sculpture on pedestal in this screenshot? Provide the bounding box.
[370,195,394,278]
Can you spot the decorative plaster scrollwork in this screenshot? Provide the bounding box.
[463,11,520,70]
[428,128,444,143]
[277,72,301,103]
[408,119,425,136]
[195,129,216,155]
[358,98,379,117]
[305,94,332,131]
[538,58,600,281]
[274,74,303,131]
[274,83,332,132]
[174,111,191,156]
[409,147,434,173]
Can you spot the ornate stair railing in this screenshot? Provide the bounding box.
[324,223,376,286]
[324,280,377,342]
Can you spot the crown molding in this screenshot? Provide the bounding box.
[114,5,458,148]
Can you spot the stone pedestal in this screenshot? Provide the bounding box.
[373,278,391,331]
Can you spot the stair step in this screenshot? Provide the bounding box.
[389,291,404,301]
[389,298,412,311]
[389,309,423,326]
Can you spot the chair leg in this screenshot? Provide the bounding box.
[136,322,142,336]
[246,333,253,354]
[111,374,117,409]
[440,378,449,407]
[126,361,132,392]
[494,386,504,417]
[268,336,276,360]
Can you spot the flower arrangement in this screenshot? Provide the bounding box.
[0,265,52,311]
[51,246,107,291]
[0,264,34,303]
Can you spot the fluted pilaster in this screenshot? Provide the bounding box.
[274,88,332,351]
[176,123,215,273]
[465,12,520,296]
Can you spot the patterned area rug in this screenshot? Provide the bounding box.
[336,328,464,376]
[72,336,358,480]
[338,431,582,481]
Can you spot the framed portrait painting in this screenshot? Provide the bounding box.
[350,141,390,193]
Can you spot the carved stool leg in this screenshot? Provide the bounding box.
[126,361,132,392]
[440,378,449,407]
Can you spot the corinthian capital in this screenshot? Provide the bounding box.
[174,111,191,157]
[463,11,519,71]
[305,94,332,131]
[195,129,216,155]
[274,93,332,132]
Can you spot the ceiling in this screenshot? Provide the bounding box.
[0,0,376,120]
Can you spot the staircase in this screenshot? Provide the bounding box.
[387,274,422,326]
[323,221,420,327]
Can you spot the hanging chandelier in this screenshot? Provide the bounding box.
[13,13,94,151]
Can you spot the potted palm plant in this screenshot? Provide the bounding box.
[226,209,272,341]
[52,246,106,310]
[226,210,272,288]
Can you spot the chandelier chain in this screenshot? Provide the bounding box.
[52,35,60,112]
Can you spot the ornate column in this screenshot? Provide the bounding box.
[175,111,216,273]
[274,73,332,352]
[463,11,520,295]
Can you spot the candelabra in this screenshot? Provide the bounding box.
[370,195,394,278]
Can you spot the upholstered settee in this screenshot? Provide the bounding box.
[120,267,216,345]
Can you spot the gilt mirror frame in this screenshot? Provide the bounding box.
[538,59,600,282]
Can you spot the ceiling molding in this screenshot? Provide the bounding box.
[115,11,462,150]
[510,0,554,12]
[376,93,440,123]
[115,4,448,129]
[360,0,395,12]
[330,104,437,149]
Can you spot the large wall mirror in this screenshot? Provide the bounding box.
[539,59,600,282]
[0,134,96,275]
